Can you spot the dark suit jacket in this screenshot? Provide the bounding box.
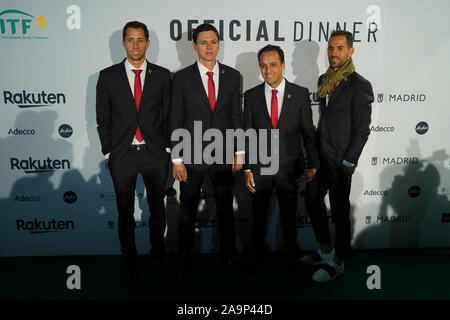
[317,72,374,167]
[169,62,242,164]
[96,59,171,162]
[243,80,319,180]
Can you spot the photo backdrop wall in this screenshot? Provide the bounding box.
[1,0,449,256]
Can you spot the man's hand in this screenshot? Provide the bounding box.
[232,154,244,173]
[245,171,256,193]
[304,168,317,182]
[173,162,188,182]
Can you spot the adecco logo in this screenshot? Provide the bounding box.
[370,125,394,133]
[8,128,36,135]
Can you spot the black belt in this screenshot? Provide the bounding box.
[130,144,148,151]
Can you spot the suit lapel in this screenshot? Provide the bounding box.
[191,63,212,112]
[140,60,153,111]
[214,63,227,112]
[277,80,293,127]
[256,83,272,128]
[120,60,136,109]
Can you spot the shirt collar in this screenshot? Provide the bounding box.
[125,59,147,72]
[265,78,286,94]
[197,60,219,76]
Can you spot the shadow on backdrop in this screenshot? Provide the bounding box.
[353,141,450,249]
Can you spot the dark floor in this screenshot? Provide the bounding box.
[1,249,449,302]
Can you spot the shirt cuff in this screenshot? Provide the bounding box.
[235,151,245,155]
[342,160,355,168]
[172,158,183,164]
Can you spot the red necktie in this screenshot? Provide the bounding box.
[206,71,216,111]
[132,69,143,142]
[271,89,278,128]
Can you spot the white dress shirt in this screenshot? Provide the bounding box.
[125,59,147,146]
[197,60,219,99]
[264,78,285,118]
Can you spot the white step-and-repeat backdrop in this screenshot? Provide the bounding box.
[1,0,449,256]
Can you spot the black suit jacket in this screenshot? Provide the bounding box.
[317,72,373,166]
[169,62,242,164]
[243,80,319,180]
[96,59,171,162]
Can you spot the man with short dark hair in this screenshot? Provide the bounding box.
[244,44,319,278]
[170,23,243,282]
[304,30,374,282]
[96,21,171,284]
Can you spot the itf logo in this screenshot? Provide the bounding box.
[0,9,49,39]
[415,121,429,135]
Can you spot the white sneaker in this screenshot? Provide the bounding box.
[312,260,345,282]
[300,248,335,266]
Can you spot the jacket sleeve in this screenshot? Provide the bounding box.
[300,89,320,169]
[161,70,172,149]
[96,71,112,155]
[231,71,244,153]
[169,72,185,151]
[243,90,252,171]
